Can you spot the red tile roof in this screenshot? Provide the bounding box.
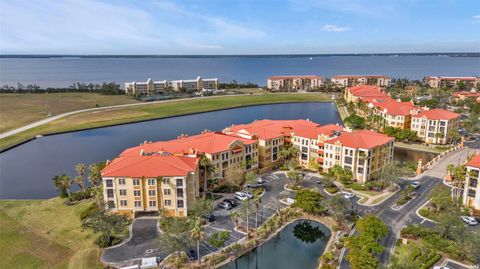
[325,130,394,149]
[268,75,322,80]
[453,91,480,98]
[412,109,460,120]
[101,155,198,177]
[374,101,419,116]
[466,154,480,169]
[425,76,479,81]
[347,85,390,100]
[121,132,256,156]
[333,75,389,79]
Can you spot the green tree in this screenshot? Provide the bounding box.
[356,214,388,241]
[208,231,230,248]
[75,163,86,191]
[436,212,463,239]
[190,220,204,264]
[292,189,325,215]
[188,197,214,220]
[238,199,251,240]
[88,162,106,186]
[344,113,366,129]
[52,174,73,197]
[345,233,384,269]
[230,211,240,243]
[326,195,349,223]
[429,185,454,212]
[329,165,353,184]
[81,212,129,247]
[287,169,302,187]
[158,216,194,254]
[199,154,213,196]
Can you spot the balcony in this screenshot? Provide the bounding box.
[316,157,324,163]
[317,149,324,154]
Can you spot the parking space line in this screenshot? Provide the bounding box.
[201,242,216,253]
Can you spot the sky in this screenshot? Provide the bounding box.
[1,0,479,55]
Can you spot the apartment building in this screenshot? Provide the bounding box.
[368,100,420,129]
[424,76,480,89]
[332,75,391,87]
[452,90,480,103]
[321,130,395,184]
[171,76,219,92]
[463,154,480,211]
[343,85,390,104]
[410,109,461,144]
[267,76,324,91]
[101,155,200,217]
[120,131,259,184]
[124,79,169,96]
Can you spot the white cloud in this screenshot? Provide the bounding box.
[321,24,350,32]
[474,15,480,23]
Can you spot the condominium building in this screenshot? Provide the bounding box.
[410,109,461,144]
[124,79,169,96]
[332,75,391,87]
[343,85,390,104]
[267,76,324,91]
[368,100,421,129]
[171,76,219,92]
[321,130,395,184]
[463,154,480,211]
[120,131,259,183]
[101,155,200,217]
[452,90,480,103]
[424,76,480,89]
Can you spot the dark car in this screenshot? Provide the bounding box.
[223,198,237,207]
[218,201,232,210]
[246,183,262,188]
[201,214,215,222]
[187,248,197,261]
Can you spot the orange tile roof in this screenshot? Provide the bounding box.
[453,91,480,98]
[375,101,419,116]
[466,154,480,169]
[425,76,479,81]
[227,119,327,140]
[333,75,389,79]
[101,155,198,177]
[325,130,394,149]
[347,85,390,99]
[412,109,460,120]
[121,132,256,156]
[268,75,322,80]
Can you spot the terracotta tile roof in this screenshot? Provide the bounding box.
[325,130,394,149]
[375,101,419,116]
[412,109,460,120]
[294,124,344,139]
[466,154,480,169]
[425,76,479,81]
[347,85,390,99]
[101,155,198,177]
[333,75,389,79]
[121,132,256,156]
[268,75,322,80]
[227,119,324,140]
[453,91,480,98]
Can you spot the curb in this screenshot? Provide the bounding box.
[415,199,438,224]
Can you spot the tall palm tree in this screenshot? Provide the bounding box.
[75,163,86,191]
[230,211,240,243]
[59,174,73,197]
[253,194,262,238]
[88,163,102,186]
[243,199,250,241]
[190,220,204,264]
[199,155,212,197]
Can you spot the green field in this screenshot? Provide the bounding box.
[0,92,333,151]
[0,198,104,269]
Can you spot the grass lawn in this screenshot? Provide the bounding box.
[0,198,102,269]
[391,239,440,268]
[0,93,139,133]
[0,92,333,151]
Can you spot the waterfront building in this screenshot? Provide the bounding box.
[424,76,480,89]
[124,79,169,96]
[321,130,395,184]
[171,76,219,92]
[332,75,391,87]
[343,85,390,104]
[101,155,200,217]
[266,75,324,91]
[410,109,461,145]
[452,90,480,103]
[367,100,421,129]
[463,154,480,212]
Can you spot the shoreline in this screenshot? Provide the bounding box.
[0,94,338,153]
[394,142,442,154]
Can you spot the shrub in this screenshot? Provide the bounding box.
[68,188,94,202]
[351,183,366,191]
[208,231,231,248]
[79,202,100,221]
[419,253,441,269]
[325,186,339,194]
[94,234,122,247]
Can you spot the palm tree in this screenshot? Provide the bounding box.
[230,211,240,243]
[75,163,86,191]
[199,155,212,197]
[253,194,262,237]
[88,163,102,186]
[243,199,251,241]
[59,174,73,197]
[287,169,302,187]
[190,220,204,264]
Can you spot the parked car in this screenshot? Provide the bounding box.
[461,216,478,226]
[256,177,267,184]
[241,190,254,199]
[187,248,197,261]
[433,266,451,269]
[201,214,215,222]
[218,201,232,210]
[343,192,355,199]
[235,192,249,201]
[246,183,262,188]
[223,198,237,207]
[475,216,480,223]
[316,179,322,184]
[411,181,421,189]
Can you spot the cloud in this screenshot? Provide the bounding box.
[321,24,350,32]
[474,15,480,23]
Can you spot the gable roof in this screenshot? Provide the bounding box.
[466,154,480,169]
[325,130,394,149]
[227,119,323,140]
[412,109,460,120]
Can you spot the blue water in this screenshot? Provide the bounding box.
[1,55,479,87]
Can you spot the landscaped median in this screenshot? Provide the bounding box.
[0,92,333,151]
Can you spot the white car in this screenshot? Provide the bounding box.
[433,266,451,269]
[241,190,254,199]
[461,216,478,226]
[410,181,421,189]
[256,177,267,184]
[234,192,248,201]
[343,192,355,199]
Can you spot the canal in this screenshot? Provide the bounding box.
[221,219,331,269]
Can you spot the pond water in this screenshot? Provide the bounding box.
[221,219,331,269]
[0,102,429,199]
[393,147,437,165]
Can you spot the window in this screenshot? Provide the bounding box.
[118,178,126,185]
[149,201,157,207]
[148,179,156,185]
[134,201,141,207]
[177,188,184,197]
[177,200,184,208]
[119,189,127,196]
[148,190,156,196]
[164,200,171,206]
[134,190,141,196]
[164,189,171,195]
[468,189,476,198]
[120,200,127,207]
[163,178,170,184]
[107,189,114,198]
[133,179,140,186]
[176,178,183,187]
[344,156,353,165]
[107,201,116,209]
[106,180,113,187]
